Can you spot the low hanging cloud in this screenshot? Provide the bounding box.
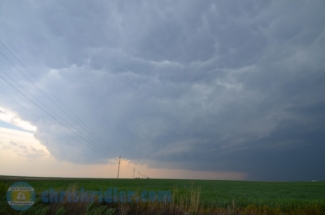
[0,0,325,181]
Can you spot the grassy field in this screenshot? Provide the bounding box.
[0,175,325,214]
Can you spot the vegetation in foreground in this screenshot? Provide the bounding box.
[0,176,324,215]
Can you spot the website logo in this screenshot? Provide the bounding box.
[6,182,35,211]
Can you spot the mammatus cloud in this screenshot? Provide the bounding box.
[0,1,325,180]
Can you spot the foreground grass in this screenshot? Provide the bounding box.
[0,176,324,214]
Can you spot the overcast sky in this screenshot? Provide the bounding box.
[0,1,325,181]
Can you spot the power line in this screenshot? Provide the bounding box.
[0,40,118,157]
[2,85,133,179]
[0,89,111,157]
[0,74,116,160]
[0,67,147,180]
[117,155,121,179]
[120,157,149,179]
[0,50,116,157]
[0,68,118,160]
[0,91,42,119]
[0,41,150,178]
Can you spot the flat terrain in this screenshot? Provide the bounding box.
[1,175,325,214]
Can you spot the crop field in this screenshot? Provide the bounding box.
[0,175,325,215]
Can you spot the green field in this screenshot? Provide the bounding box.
[1,176,325,214]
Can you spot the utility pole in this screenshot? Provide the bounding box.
[117,156,121,179]
[133,167,136,179]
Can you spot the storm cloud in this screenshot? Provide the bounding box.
[0,0,325,181]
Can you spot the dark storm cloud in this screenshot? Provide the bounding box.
[0,0,325,180]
